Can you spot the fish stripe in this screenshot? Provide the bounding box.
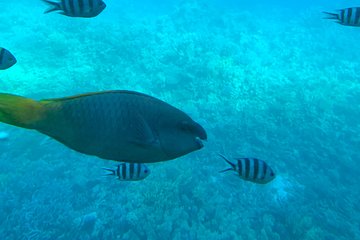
[242,159,246,177]
[71,0,79,16]
[0,48,4,65]
[126,163,131,180]
[245,158,250,179]
[249,158,254,179]
[262,162,267,180]
[351,8,356,25]
[340,9,345,23]
[343,9,348,24]
[130,163,134,179]
[355,8,360,25]
[83,0,89,10]
[264,166,271,181]
[122,163,126,180]
[253,159,259,180]
[89,0,94,10]
[63,0,71,15]
[237,159,242,176]
[67,0,74,16]
[351,8,357,24]
[73,0,80,16]
[116,164,120,178]
[78,0,84,15]
[133,163,137,178]
[137,164,141,178]
[257,160,264,180]
[347,8,353,25]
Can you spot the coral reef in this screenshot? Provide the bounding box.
[0,0,359,239]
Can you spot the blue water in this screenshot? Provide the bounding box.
[1,0,360,239]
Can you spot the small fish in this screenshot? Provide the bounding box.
[0,48,17,70]
[103,163,150,181]
[323,7,360,27]
[42,0,106,18]
[219,154,275,184]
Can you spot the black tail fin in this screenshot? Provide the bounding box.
[102,167,116,176]
[218,153,236,173]
[42,0,62,14]
[323,11,339,20]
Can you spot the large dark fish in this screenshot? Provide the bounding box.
[219,154,275,184]
[323,7,360,27]
[42,0,106,18]
[0,48,17,70]
[0,90,207,163]
[103,163,150,181]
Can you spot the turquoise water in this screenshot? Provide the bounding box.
[1,0,360,239]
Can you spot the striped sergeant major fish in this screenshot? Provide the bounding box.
[323,7,360,27]
[0,48,17,70]
[219,154,275,184]
[42,0,106,18]
[103,163,150,181]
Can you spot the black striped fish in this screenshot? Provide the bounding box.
[219,154,275,184]
[42,0,106,18]
[323,7,360,27]
[0,48,17,70]
[103,163,150,181]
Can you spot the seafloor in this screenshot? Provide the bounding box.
[0,1,359,239]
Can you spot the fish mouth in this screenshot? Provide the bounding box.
[195,137,204,149]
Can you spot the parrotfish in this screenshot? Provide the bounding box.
[42,0,106,18]
[0,48,17,70]
[103,163,150,181]
[0,90,207,163]
[219,154,275,184]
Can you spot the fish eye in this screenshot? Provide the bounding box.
[144,169,148,173]
[270,172,275,177]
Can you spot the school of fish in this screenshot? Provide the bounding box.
[3,0,355,184]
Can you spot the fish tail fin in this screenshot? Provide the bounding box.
[219,168,233,173]
[218,153,236,173]
[42,0,62,14]
[323,12,339,20]
[102,168,116,176]
[0,93,45,129]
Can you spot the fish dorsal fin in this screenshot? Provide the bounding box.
[236,157,256,161]
[127,111,158,148]
[40,90,160,103]
[218,153,236,170]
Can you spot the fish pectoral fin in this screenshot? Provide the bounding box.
[127,111,158,148]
